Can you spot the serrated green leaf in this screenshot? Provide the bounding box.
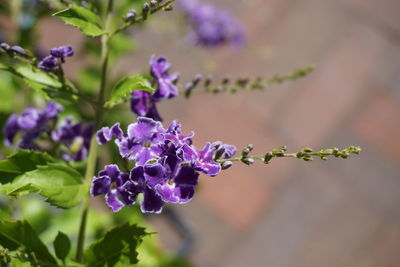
[1,164,88,209]
[53,5,106,37]
[0,150,55,184]
[84,223,148,267]
[53,231,71,262]
[0,220,57,265]
[105,75,154,108]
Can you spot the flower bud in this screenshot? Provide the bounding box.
[205,75,213,87]
[10,46,28,57]
[142,3,150,19]
[263,152,273,164]
[163,5,173,11]
[0,42,10,51]
[124,9,137,22]
[150,0,157,7]
[241,158,254,165]
[221,161,233,170]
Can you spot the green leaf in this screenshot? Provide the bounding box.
[0,220,57,265]
[0,164,88,209]
[105,75,154,108]
[0,150,55,184]
[53,5,106,37]
[16,65,62,88]
[53,231,71,262]
[84,223,148,267]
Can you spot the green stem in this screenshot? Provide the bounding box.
[111,0,175,36]
[75,0,114,263]
[217,146,362,164]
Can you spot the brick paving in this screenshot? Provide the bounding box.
[157,0,400,266]
[37,0,400,266]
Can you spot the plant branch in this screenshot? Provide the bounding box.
[111,0,176,37]
[216,145,362,167]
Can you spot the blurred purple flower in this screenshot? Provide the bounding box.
[51,116,93,161]
[150,56,180,101]
[180,0,245,48]
[38,55,58,71]
[38,45,74,71]
[50,45,74,63]
[3,101,63,149]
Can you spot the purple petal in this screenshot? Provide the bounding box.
[174,165,199,186]
[127,117,160,141]
[90,176,111,196]
[105,191,125,212]
[140,187,164,214]
[143,163,166,187]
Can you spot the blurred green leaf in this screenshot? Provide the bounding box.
[53,5,106,37]
[0,220,57,265]
[15,65,62,88]
[105,75,154,108]
[53,231,71,262]
[84,223,148,267]
[0,164,88,209]
[0,150,55,184]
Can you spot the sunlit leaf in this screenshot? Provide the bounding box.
[84,223,148,267]
[0,164,88,209]
[53,5,106,37]
[0,220,57,265]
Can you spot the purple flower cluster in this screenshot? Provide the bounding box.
[180,0,245,48]
[3,102,93,162]
[130,56,179,122]
[38,45,74,71]
[4,101,62,149]
[52,117,93,161]
[93,117,236,213]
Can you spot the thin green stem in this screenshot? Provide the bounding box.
[217,145,362,164]
[111,0,175,37]
[75,0,114,263]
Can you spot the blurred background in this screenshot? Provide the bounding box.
[2,0,400,266]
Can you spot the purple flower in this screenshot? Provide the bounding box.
[164,120,194,150]
[96,123,123,145]
[130,91,163,122]
[212,141,237,159]
[182,142,221,177]
[51,116,93,161]
[180,0,245,48]
[90,165,132,212]
[153,148,199,204]
[38,55,58,71]
[93,117,231,213]
[3,101,63,149]
[38,45,74,71]
[129,56,179,122]
[117,117,165,164]
[150,56,180,101]
[97,117,166,165]
[50,45,74,63]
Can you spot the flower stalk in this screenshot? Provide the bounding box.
[217,145,362,165]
